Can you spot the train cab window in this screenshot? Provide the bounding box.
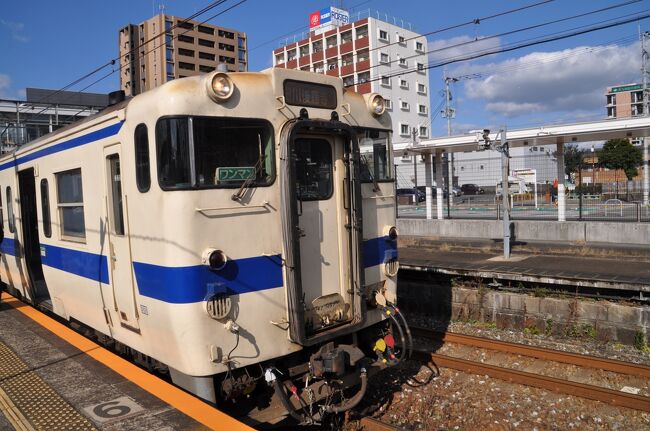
[6,187,14,233]
[295,139,333,201]
[56,169,86,241]
[40,179,52,238]
[134,124,151,192]
[156,117,274,190]
[357,129,392,182]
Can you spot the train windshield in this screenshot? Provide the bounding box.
[357,129,392,182]
[156,117,274,190]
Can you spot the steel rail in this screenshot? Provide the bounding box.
[410,326,650,378]
[359,416,408,431]
[413,350,650,412]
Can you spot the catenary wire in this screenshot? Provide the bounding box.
[353,8,650,87]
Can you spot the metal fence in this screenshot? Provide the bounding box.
[396,151,650,223]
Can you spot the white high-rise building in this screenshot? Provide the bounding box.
[272,8,430,144]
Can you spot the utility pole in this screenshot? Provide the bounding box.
[641,29,650,206]
[442,74,458,203]
[412,127,418,199]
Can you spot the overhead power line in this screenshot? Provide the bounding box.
[20,0,235,113]
[353,8,650,88]
[368,0,642,75]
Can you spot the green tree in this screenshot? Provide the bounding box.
[599,138,642,198]
[563,144,585,176]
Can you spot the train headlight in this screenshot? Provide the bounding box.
[367,94,385,116]
[206,72,234,102]
[202,248,228,271]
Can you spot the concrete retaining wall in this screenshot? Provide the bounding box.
[397,218,650,246]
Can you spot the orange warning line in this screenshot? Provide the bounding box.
[1,293,254,431]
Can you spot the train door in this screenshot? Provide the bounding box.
[103,145,140,333]
[294,134,352,334]
[17,168,50,305]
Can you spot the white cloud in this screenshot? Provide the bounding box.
[1,19,28,43]
[462,43,640,117]
[427,35,501,64]
[0,74,12,98]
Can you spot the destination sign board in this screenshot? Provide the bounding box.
[283,80,337,109]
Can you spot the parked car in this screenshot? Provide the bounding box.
[416,186,462,198]
[461,184,485,195]
[397,188,425,202]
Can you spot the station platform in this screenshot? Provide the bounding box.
[0,293,253,431]
[399,236,650,294]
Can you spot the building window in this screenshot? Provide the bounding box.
[398,35,406,45]
[219,43,235,52]
[299,45,309,57]
[178,48,195,57]
[384,99,392,109]
[401,101,410,110]
[166,62,174,76]
[357,49,369,62]
[379,52,389,64]
[218,55,235,64]
[400,79,408,89]
[327,59,338,70]
[178,35,194,44]
[356,25,368,39]
[218,29,235,39]
[314,62,324,73]
[416,62,425,72]
[197,25,214,35]
[287,49,297,61]
[398,56,407,67]
[341,31,352,44]
[343,75,354,86]
[342,53,353,66]
[417,83,426,94]
[238,49,246,62]
[56,169,86,241]
[312,39,323,53]
[381,76,390,86]
[357,71,370,84]
[419,126,428,137]
[275,53,284,64]
[378,29,388,41]
[5,187,14,233]
[199,51,216,61]
[238,36,245,49]
[177,21,193,30]
[606,94,616,105]
[415,41,424,52]
[179,62,195,71]
[198,39,215,48]
[418,104,427,114]
[200,65,216,73]
[400,124,410,136]
[165,20,173,31]
[166,47,173,61]
[135,124,150,193]
[326,36,337,48]
[607,106,616,118]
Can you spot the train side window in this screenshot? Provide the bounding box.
[6,187,14,233]
[134,123,151,192]
[40,179,52,238]
[56,168,86,241]
[357,129,392,182]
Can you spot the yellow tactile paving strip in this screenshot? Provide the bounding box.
[2,292,254,431]
[0,341,96,431]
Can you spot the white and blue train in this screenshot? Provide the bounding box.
[0,67,405,424]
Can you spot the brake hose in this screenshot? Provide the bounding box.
[391,304,413,358]
[324,368,368,413]
[386,310,406,363]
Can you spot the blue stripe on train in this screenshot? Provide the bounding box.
[362,235,398,268]
[0,236,393,303]
[132,255,284,304]
[0,121,124,172]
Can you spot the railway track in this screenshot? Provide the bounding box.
[409,325,650,412]
[358,416,407,430]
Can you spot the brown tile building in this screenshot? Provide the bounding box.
[119,14,247,96]
[606,83,644,118]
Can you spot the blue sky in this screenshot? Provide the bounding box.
[2,0,650,137]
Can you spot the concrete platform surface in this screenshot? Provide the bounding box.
[399,237,650,292]
[0,293,253,431]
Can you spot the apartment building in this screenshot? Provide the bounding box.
[606,83,645,118]
[119,14,247,96]
[273,9,430,143]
